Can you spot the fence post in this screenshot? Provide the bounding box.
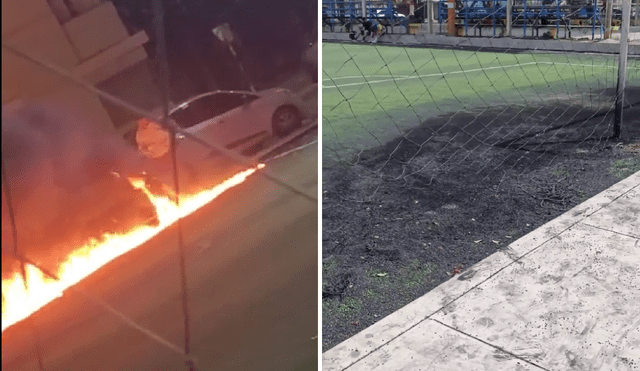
[506,0,513,37]
[614,0,631,138]
[605,0,613,39]
[427,0,434,34]
[448,0,456,35]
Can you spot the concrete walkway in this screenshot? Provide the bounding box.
[323,171,640,371]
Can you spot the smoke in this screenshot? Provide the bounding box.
[2,102,156,275]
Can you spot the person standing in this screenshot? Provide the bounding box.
[360,20,374,42]
[371,21,384,43]
[370,19,379,43]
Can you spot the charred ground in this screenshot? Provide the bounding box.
[322,99,640,350]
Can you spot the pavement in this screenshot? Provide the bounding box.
[323,171,640,371]
[2,144,318,371]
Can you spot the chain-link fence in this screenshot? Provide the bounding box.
[322,2,638,350]
[2,0,317,370]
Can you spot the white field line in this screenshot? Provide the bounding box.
[322,75,414,81]
[323,61,639,88]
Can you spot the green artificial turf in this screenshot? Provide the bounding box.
[322,42,639,163]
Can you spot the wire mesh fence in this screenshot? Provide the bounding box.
[1,1,317,370]
[323,41,639,171]
[321,9,639,349]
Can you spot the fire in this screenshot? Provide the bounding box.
[1,164,265,332]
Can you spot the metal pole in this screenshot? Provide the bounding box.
[464,0,469,35]
[507,0,513,36]
[592,0,596,40]
[493,0,497,36]
[614,0,631,138]
[228,45,255,92]
[427,0,434,33]
[556,0,566,39]
[605,0,613,39]
[389,0,395,34]
[523,0,527,37]
[151,1,195,370]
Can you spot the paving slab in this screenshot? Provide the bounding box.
[582,185,640,239]
[431,223,640,371]
[507,172,640,257]
[323,171,640,371]
[343,319,543,371]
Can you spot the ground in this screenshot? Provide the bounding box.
[321,42,640,350]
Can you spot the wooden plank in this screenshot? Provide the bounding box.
[63,1,129,60]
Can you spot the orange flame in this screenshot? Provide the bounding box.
[1,164,265,332]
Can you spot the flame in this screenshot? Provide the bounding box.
[2,164,265,332]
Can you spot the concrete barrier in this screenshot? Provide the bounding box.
[323,32,640,56]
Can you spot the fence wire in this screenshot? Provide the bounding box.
[321,3,639,349]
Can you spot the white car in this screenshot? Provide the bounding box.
[172,88,305,143]
[134,88,306,194]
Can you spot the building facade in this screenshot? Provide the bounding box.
[2,0,158,134]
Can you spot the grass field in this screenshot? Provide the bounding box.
[322,42,640,163]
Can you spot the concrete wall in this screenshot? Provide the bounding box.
[1,0,154,133]
[323,31,640,55]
